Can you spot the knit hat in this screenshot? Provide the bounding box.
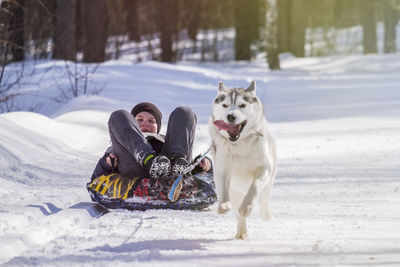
[131,102,162,133]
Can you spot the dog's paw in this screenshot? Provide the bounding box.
[239,203,252,217]
[218,202,232,214]
[235,231,248,240]
[260,210,273,221]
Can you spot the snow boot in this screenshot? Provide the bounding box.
[144,154,171,179]
[171,157,189,176]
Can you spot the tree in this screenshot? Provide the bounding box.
[2,0,25,62]
[81,0,108,63]
[0,0,24,112]
[234,0,260,60]
[276,0,311,57]
[0,0,55,113]
[289,0,310,57]
[53,0,77,61]
[158,0,178,62]
[277,0,291,54]
[383,0,398,53]
[265,0,280,70]
[124,0,140,42]
[360,0,378,54]
[185,0,202,53]
[307,0,336,57]
[24,0,56,60]
[334,0,359,28]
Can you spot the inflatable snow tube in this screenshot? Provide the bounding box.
[87,172,217,211]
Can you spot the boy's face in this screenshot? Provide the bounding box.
[135,111,157,133]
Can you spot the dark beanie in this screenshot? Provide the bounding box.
[131,102,162,133]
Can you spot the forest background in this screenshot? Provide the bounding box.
[1,0,399,114]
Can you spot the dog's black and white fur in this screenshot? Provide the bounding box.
[209,81,277,239]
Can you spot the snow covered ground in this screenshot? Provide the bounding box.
[0,53,400,266]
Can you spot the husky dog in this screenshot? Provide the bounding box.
[208,81,277,239]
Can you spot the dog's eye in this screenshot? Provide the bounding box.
[239,104,246,108]
[222,104,228,108]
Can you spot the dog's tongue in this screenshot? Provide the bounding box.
[213,120,241,136]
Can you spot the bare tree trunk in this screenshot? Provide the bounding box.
[383,0,398,53]
[186,0,201,53]
[82,0,108,63]
[234,0,260,60]
[159,0,175,62]
[289,0,308,57]
[361,0,377,54]
[277,0,291,53]
[54,0,77,61]
[266,0,280,70]
[8,0,25,61]
[125,0,140,42]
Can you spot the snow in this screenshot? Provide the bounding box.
[1,53,400,266]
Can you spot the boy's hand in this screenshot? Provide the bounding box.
[198,158,211,172]
[106,153,118,168]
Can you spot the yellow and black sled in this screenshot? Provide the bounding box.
[87,172,216,211]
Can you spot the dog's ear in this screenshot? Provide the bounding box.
[246,81,256,94]
[218,81,227,92]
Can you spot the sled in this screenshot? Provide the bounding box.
[86,171,216,211]
[70,201,110,217]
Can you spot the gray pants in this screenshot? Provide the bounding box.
[108,106,196,178]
